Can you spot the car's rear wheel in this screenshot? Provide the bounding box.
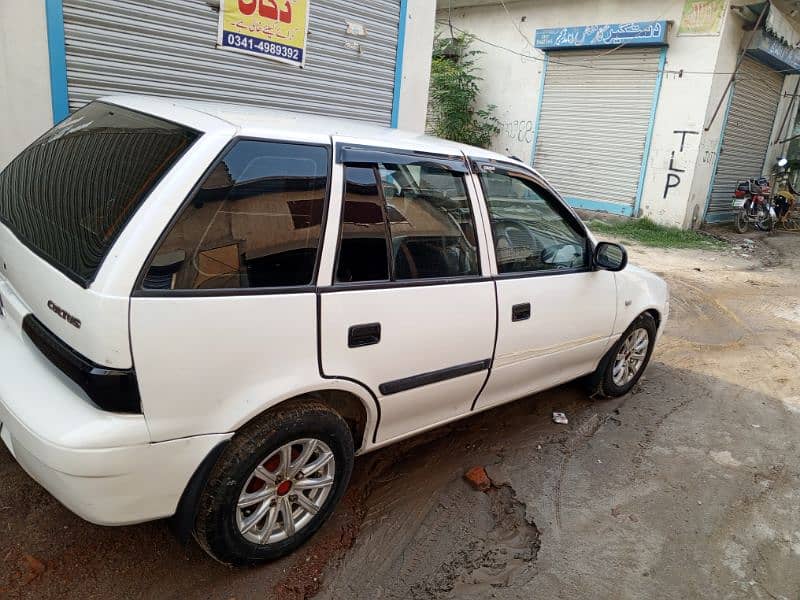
[590,313,657,398]
[193,402,354,566]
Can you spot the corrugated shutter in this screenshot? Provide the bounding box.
[533,48,662,210]
[706,57,784,220]
[62,0,400,124]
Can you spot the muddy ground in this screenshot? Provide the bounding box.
[2,228,800,600]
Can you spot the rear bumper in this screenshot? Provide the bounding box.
[1,420,227,525]
[0,298,229,525]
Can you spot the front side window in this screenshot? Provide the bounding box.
[143,140,329,290]
[479,169,587,274]
[0,102,198,286]
[335,161,479,284]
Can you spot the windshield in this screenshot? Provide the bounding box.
[0,102,199,286]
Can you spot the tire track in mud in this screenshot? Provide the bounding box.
[314,424,545,600]
[665,277,751,347]
[268,452,388,600]
[705,461,800,594]
[553,412,605,530]
[628,388,697,477]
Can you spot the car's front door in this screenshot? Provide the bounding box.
[319,149,495,444]
[471,161,617,411]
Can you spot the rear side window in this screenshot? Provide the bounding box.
[0,102,198,286]
[336,167,391,283]
[335,162,479,283]
[143,140,329,291]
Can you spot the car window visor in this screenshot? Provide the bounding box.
[470,159,535,180]
[336,144,469,173]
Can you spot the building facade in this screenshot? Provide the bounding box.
[438,0,800,228]
[0,0,435,169]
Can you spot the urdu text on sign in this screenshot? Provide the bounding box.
[218,0,310,67]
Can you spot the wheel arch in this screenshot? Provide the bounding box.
[642,307,661,330]
[256,389,373,453]
[227,380,378,453]
[170,382,377,543]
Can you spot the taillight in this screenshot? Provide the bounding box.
[22,314,141,413]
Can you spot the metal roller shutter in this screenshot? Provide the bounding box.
[706,57,784,221]
[62,0,400,124]
[533,48,662,211]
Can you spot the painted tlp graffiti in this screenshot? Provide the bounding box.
[664,129,700,199]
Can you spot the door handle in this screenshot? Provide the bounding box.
[348,322,381,348]
[512,302,531,322]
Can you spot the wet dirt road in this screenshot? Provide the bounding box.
[2,231,800,599]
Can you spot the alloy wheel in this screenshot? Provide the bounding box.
[612,328,650,387]
[235,438,336,544]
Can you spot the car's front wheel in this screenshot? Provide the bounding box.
[193,402,354,566]
[591,313,657,398]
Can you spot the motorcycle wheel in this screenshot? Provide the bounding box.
[755,208,775,232]
[735,207,749,233]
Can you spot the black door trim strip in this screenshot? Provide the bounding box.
[379,359,491,396]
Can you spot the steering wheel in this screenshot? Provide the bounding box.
[492,218,542,271]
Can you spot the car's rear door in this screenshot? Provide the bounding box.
[470,159,617,411]
[130,138,330,441]
[319,146,495,445]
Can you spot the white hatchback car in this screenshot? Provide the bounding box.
[0,96,667,565]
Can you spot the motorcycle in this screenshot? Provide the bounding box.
[732,177,776,233]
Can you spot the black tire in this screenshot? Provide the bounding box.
[735,206,749,234]
[589,313,657,398]
[193,402,354,566]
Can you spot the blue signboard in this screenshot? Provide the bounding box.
[747,30,800,73]
[534,21,668,50]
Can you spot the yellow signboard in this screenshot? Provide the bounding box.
[218,0,310,67]
[678,0,725,36]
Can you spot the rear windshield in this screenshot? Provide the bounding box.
[0,102,199,286]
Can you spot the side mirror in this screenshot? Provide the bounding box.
[594,242,628,272]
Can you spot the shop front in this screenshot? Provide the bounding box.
[705,21,800,223]
[532,21,668,217]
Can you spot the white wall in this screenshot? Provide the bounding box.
[637,4,729,228]
[396,0,436,132]
[439,0,798,227]
[437,1,543,161]
[0,1,53,169]
[680,6,744,228]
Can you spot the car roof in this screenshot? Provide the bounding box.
[101,94,515,164]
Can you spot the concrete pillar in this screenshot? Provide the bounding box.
[395,0,436,132]
[0,1,53,169]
